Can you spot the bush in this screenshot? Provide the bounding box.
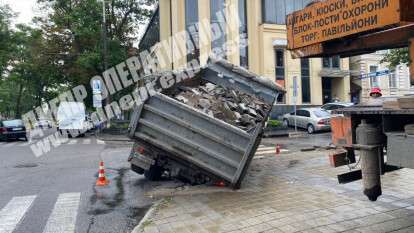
[267,119,282,127]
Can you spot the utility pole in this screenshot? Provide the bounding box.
[101,0,110,128]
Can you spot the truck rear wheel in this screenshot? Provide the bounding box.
[144,165,163,181]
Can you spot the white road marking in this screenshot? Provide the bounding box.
[255,147,289,155]
[256,150,276,155]
[42,193,80,233]
[82,139,91,145]
[96,139,105,145]
[0,195,36,233]
[256,147,275,152]
[67,140,77,145]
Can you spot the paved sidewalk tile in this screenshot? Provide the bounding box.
[140,149,414,233]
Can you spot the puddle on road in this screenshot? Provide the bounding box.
[86,167,150,233]
[88,167,127,213]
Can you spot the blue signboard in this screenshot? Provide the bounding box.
[357,69,391,80]
[92,80,102,94]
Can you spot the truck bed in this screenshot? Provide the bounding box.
[128,58,284,188]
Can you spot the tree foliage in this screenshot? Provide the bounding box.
[0,0,156,118]
[0,4,15,76]
[381,48,410,69]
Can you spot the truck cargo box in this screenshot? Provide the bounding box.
[128,58,284,188]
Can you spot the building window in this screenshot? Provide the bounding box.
[369,65,379,87]
[239,0,248,68]
[275,49,285,81]
[262,0,314,24]
[275,48,285,103]
[277,93,285,103]
[332,56,340,68]
[185,0,199,64]
[389,73,397,88]
[210,0,226,58]
[322,56,340,69]
[301,58,311,103]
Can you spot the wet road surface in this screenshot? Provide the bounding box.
[0,130,158,233]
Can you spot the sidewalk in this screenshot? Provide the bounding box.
[136,148,414,233]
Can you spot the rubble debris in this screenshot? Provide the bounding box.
[172,82,271,131]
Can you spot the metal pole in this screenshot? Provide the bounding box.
[102,0,110,128]
[293,76,298,132]
[357,120,384,201]
[294,102,297,132]
[102,0,107,72]
[410,38,414,86]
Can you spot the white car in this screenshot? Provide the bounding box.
[283,108,331,134]
[57,102,91,137]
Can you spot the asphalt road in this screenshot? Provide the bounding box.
[262,131,332,152]
[0,129,156,233]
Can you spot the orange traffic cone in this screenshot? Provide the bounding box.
[276,144,281,155]
[96,161,109,186]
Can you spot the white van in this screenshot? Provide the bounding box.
[57,102,92,137]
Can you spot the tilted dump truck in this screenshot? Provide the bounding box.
[127,58,284,188]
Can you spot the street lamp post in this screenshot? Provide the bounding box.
[101,0,110,128]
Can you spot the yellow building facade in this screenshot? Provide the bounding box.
[140,0,351,108]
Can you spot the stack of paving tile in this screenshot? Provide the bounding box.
[172,82,271,132]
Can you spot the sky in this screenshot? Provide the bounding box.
[1,0,38,25]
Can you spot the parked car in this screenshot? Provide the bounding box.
[283,108,331,134]
[321,102,354,114]
[34,119,53,129]
[0,119,28,141]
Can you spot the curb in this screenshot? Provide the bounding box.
[131,199,164,233]
[96,135,134,143]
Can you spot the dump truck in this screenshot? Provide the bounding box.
[127,58,284,188]
[330,102,414,201]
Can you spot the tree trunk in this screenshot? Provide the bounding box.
[14,83,23,118]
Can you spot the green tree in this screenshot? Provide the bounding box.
[0,4,15,76]
[381,48,410,69]
[35,0,156,108]
[0,0,156,118]
[1,24,65,118]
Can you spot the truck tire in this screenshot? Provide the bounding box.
[131,164,145,175]
[144,165,163,181]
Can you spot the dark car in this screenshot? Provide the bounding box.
[0,119,28,141]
